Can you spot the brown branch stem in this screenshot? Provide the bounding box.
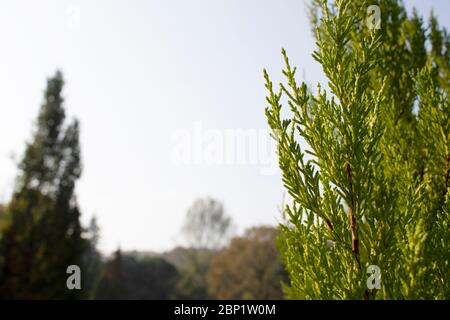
[345,161,361,270]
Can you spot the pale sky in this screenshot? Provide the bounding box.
[0,0,449,254]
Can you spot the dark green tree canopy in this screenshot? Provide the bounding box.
[0,70,87,299]
[93,250,179,300]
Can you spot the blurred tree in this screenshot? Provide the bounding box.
[182,197,233,250]
[82,216,103,299]
[206,226,287,300]
[0,71,88,299]
[0,204,6,234]
[0,205,6,283]
[94,250,179,299]
[172,248,212,299]
[175,197,234,299]
[92,249,128,299]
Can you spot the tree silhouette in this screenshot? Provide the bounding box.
[0,71,87,299]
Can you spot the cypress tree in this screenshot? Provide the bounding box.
[265,0,449,299]
[0,71,87,299]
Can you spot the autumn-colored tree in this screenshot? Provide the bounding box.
[207,226,287,300]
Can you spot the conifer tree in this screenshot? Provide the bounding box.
[0,71,87,299]
[93,250,180,299]
[265,0,449,299]
[82,217,103,299]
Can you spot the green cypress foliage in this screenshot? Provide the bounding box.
[265,0,449,299]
